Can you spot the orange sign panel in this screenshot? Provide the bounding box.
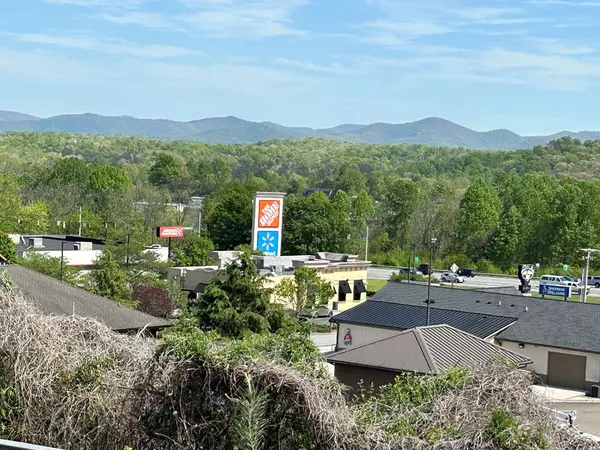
[258,199,281,228]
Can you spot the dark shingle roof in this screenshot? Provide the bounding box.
[2,265,170,332]
[372,282,600,354]
[330,299,516,339]
[327,324,532,374]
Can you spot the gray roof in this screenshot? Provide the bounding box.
[2,265,170,332]
[327,324,532,374]
[330,299,516,339]
[372,282,600,354]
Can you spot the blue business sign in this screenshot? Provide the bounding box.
[539,284,571,298]
[257,230,279,256]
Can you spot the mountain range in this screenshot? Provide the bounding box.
[1,110,598,150]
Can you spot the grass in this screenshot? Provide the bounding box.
[367,279,388,292]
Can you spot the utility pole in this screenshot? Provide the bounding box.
[78,206,82,236]
[581,248,599,303]
[365,225,369,261]
[426,237,438,326]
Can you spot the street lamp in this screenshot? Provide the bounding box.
[426,237,438,326]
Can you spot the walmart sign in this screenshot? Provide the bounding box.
[539,284,571,299]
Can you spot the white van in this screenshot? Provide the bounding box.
[539,275,569,286]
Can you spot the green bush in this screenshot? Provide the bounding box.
[486,407,548,450]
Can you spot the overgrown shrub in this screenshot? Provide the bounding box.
[0,285,595,449]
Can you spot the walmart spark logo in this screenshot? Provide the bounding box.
[257,231,279,256]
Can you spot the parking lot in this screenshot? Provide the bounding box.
[551,402,600,437]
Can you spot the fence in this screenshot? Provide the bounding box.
[0,440,60,450]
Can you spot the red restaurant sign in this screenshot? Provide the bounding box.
[157,226,185,239]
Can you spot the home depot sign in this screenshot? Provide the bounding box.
[251,193,285,256]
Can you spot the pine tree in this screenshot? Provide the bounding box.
[92,250,134,307]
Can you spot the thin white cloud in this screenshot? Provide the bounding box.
[275,58,364,75]
[9,33,200,58]
[98,12,173,29]
[528,0,600,6]
[43,0,148,6]
[0,46,318,96]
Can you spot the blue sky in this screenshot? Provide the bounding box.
[2,0,600,134]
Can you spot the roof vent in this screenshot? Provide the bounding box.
[475,300,480,303]
[498,301,502,306]
[487,301,491,304]
[525,306,529,312]
[511,304,515,307]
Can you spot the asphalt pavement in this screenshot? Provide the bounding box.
[367,267,600,297]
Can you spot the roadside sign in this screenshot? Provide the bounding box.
[563,264,569,271]
[539,284,571,299]
[157,226,184,239]
[450,263,458,273]
[415,256,420,263]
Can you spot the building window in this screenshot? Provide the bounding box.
[353,280,367,300]
[338,280,351,302]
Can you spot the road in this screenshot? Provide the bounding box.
[367,267,600,297]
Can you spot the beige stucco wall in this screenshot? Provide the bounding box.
[500,340,600,383]
[335,323,400,350]
[169,265,368,312]
[269,268,368,312]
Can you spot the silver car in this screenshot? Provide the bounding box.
[441,272,465,283]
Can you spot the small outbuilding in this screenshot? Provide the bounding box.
[327,324,532,393]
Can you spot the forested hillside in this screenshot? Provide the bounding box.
[2,131,600,274]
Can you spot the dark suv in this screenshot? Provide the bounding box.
[418,264,433,275]
[457,268,476,277]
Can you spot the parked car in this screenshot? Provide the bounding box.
[457,268,476,277]
[539,275,570,286]
[418,264,433,275]
[587,276,600,288]
[301,306,333,319]
[441,272,465,283]
[564,281,590,296]
[398,267,423,276]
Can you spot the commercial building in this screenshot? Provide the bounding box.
[10,234,169,267]
[331,282,600,391]
[167,251,371,313]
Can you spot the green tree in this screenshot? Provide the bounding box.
[350,190,375,254]
[0,233,16,263]
[19,252,77,284]
[383,179,418,249]
[276,266,334,317]
[172,235,214,266]
[205,183,253,250]
[457,178,501,259]
[92,250,135,307]
[487,206,522,270]
[18,202,51,234]
[149,152,187,187]
[191,252,295,337]
[283,192,352,255]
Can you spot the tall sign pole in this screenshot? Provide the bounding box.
[252,192,285,256]
[580,248,599,303]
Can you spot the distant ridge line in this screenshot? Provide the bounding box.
[0,110,597,150]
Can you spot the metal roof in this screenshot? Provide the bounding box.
[330,299,516,339]
[372,282,600,354]
[327,324,532,374]
[2,265,170,332]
